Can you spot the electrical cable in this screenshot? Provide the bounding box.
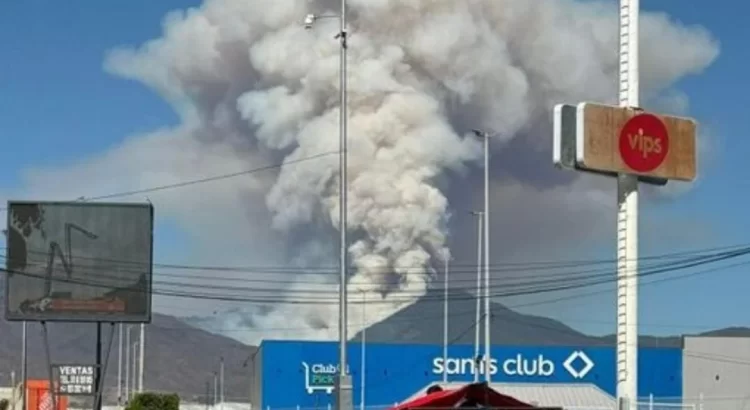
[3,242,747,276]
[1,245,748,305]
[0,247,731,295]
[152,257,750,334]
[0,151,340,213]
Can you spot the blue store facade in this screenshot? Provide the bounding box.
[250,340,682,409]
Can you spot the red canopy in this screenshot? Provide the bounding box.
[390,383,537,410]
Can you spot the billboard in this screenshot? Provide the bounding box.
[257,340,683,409]
[4,201,153,322]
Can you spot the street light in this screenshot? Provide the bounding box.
[442,252,451,384]
[471,129,496,382]
[469,210,483,382]
[305,2,352,410]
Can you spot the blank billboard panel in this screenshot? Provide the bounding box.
[4,201,153,322]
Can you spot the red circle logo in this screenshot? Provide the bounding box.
[618,113,669,173]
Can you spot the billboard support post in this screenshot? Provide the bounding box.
[552,1,698,409]
[41,322,58,410]
[95,323,102,410]
[21,321,27,410]
[617,0,640,407]
[93,324,116,410]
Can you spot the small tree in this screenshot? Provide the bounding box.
[0,398,9,410]
[125,393,179,410]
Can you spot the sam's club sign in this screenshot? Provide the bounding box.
[431,350,594,379]
[302,350,596,396]
[258,340,683,408]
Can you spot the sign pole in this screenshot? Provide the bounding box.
[555,2,695,406]
[617,0,640,407]
[21,321,27,410]
[95,323,102,410]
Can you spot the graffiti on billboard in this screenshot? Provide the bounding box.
[259,341,682,409]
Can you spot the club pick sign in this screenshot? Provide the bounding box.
[573,102,697,181]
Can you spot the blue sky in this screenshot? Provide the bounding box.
[0,0,747,338]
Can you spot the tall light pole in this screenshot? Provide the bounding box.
[304,2,352,409]
[131,341,139,399]
[471,129,494,383]
[442,253,450,384]
[213,372,218,407]
[125,326,131,401]
[469,211,483,383]
[219,357,225,410]
[138,323,145,392]
[359,291,366,410]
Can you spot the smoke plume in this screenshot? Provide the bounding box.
[12,0,718,343]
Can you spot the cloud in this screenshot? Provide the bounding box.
[6,0,719,344]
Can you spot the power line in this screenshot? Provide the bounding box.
[154,257,750,334]
[2,242,746,283]
[4,242,746,275]
[0,246,730,291]
[0,254,719,301]
[2,245,748,305]
[0,151,339,212]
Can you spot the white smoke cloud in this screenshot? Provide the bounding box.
[6,0,719,344]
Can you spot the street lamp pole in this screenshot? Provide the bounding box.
[219,357,225,410]
[337,0,350,402]
[469,211,483,383]
[335,0,352,408]
[303,2,352,409]
[472,129,493,383]
[442,254,450,384]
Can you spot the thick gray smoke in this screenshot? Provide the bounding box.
[11,0,718,343]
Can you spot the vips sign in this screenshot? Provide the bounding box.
[574,102,697,181]
[53,365,96,396]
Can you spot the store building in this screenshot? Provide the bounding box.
[683,336,750,410]
[250,340,683,410]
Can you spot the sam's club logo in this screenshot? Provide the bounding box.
[563,351,594,379]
